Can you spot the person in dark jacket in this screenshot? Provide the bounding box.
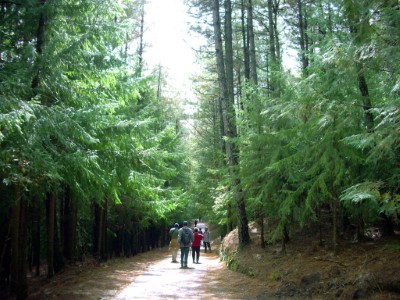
[178,220,194,268]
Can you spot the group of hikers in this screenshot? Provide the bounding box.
[168,220,211,269]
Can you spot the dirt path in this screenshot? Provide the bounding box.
[27,248,269,300]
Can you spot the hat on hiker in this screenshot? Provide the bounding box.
[194,227,198,232]
[174,223,179,228]
[183,220,188,226]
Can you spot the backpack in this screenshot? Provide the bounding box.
[180,228,191,246]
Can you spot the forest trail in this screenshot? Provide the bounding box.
[26,247,269,300]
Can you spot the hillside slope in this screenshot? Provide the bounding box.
[219,222,400,299]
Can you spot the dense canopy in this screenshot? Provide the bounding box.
[0,0,399,299]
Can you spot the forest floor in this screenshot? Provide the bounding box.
[20,242,270,300]
[221,222,400,299]
[2,222,400,299]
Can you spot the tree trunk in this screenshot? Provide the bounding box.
[297,0,309,73]
[31,197,41,276]
[94,202,103,261]
[46,190,55,278]
[267,0,281,96]
[53,198,63,273]
[332,193,338,255]
[344,0,374,132]
[31,0,46,99]
[137,2,145,77]
[357,68,374,132]
[267,0,276,65]
[256,207,265,248]
[241,0,250,81]
[281,224,289,255]
[213,0,250,247]
[11,184,28,299]
[224,0,250,247]
[94,200,108,261]
[224,0,235,112]
[227,202,233,232]
[273,0,281,63]
[0,210,12,288]
[61,186,77,261]
[247,0,257,84]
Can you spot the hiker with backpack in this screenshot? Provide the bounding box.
[178,220,194,268]
[191,227,204,264]
[169,223,180,263]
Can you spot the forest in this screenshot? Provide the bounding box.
[0,0,399,299]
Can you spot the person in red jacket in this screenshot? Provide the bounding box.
[191,227,204,264]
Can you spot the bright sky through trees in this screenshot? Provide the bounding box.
[143,0,204,99]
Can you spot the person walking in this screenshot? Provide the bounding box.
[203,226,211,253]
[169,223,180,263]
[191,227,204,264]
[178,220,193,268]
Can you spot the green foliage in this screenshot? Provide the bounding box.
[0,0,192,269]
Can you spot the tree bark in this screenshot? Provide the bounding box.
[62,186,77,261]
[344,0,374,132]
[213,0,250,246]
[94,202,102,260]
[94,200,108,261]
[297,0,309,73]
[137,2,145,77]
[241,0,250,80]
[46,190,55,278]
[32,197,41,276]
[31,0,46,99]
[11,184,28,299]
[247,0,257,84]
[267,0,276,65]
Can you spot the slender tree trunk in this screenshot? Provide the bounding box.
[94,200,108,261]
[256,207,265,248]
[137,2,145,77]
[0,210,12,287]
[31,0,46,99]
[10,196,20,292]
[267,0,279,95]
[241,0,250,81]
[62,186,76,261]
[297,0,309,73]
[46,190,55,278]
[267,0,276,65]
[11,184,28,299]
[273,1,281,63]
[53,198,63,273]
[32,197,41,276]
[357,68,374,132]
[94,202,103,261]
[226,0,250,246]
[344,0,374,132]
[213,0,250,246]
[332,193,338,255]
[224,0,235,111]
[17,194,28,300]
[102,199,108,260]
[247,0,257,84]
[332,115,339,255]
[281,224,289,255]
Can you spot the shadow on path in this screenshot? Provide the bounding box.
[113,249,268,299]
[25,248,269,299]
